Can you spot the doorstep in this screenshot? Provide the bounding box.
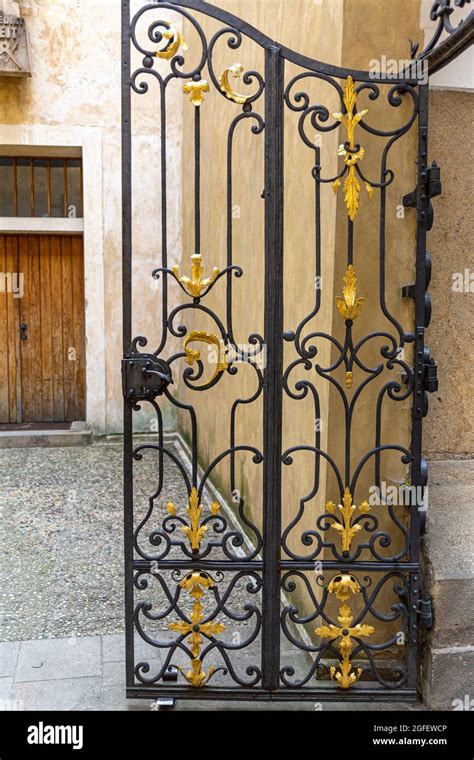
[0,421,92,449]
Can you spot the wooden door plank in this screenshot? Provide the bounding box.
[0,236,9,422]
[26,235,43,422]
[50,235,65,422]
[39,235,54,421]
[61,236,75,421]
[7,236,21,422]
[18,235,32,422]
[71,236,85,419]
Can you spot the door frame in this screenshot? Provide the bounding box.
[0,131,107,433]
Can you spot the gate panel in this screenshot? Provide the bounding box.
[121,0,449,702]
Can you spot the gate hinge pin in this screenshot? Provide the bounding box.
[423,355,438,393]
[417,595,433,630]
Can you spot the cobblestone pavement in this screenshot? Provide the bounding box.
[0,442,424,711]
[0,441,199,641]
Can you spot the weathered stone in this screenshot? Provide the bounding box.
[0,3,31,77]
[423,647,474,711]
[423,460,474,648]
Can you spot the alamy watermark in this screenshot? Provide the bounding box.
[0,272,23,299]
[369,55,428,85]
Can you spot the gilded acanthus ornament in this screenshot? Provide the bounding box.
[218,63,255,104]
[336,264,365,322]
[327,574,361,601]
[315,573,374,689]
[183,79,210,106]
[325,487,371,555]
[168,571,224,687]
[165,486,220,552]
[183,331,229,387]
[332,76,374,221]
[155,24,188,60]
[172,253,219,298]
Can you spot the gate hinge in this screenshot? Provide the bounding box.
[422,352,438,394]
[122,353,173,402]
[417,595,433,630]
[402,161,441,228]
[402,161,442,209]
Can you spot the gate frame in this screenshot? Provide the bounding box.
[122,0,473,703]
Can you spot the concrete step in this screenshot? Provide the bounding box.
[0,422,92,448]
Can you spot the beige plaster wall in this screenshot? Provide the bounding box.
[0,0,183,433]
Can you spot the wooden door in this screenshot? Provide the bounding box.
[0,234,85,423]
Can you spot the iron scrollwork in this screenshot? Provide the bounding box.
[123,0,443,701]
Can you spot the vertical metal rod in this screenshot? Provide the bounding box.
[408,82,429,688]
[261,45,284,691]
[121,0,134,688]
[194,105,201,254]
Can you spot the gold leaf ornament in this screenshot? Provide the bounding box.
[183,79,210,107]
[218,63,256,104]
[336,265,365,322]
[155,24,188,60]
[173,253,219,298]
[315,574,374,689]
[165,487,221,552]
[168,571,224,688]
[332,76,373,221]
[183,330,229,387]
[325,486,371,555]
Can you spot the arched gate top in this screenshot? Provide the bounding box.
[153,0,473,82]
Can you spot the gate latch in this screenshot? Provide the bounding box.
[122,353,173,401]
[417,596,433,630]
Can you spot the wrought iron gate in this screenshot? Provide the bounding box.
[122,0,473,702]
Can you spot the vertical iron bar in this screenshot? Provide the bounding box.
[262,45,284,691]
[194,105,201,254]
[122,0,134,688]
[408,82,429,688]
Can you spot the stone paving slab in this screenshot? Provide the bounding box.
[11,677,104,711]
[0,641,20,678]
[0,678,12,700]
[0,634,425,712]
[15,636,102,683]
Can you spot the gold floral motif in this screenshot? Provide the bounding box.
[155,24,188,60]
[345,370,353,389]
[165,487,220,552]
[336,264,365,322]
[168,571,224,688]
[183,79,210,106]
[325,487,371,555]
[332,76,374,221]
[218,63,256,104]
[315,574,374,689]
[173,253,219,298]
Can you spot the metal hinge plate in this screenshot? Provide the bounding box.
[122,353,173,402]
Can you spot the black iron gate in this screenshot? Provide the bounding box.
[122,0,473,702]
